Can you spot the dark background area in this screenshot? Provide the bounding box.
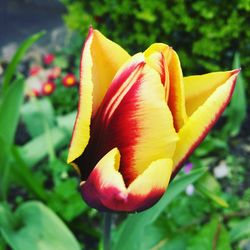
[0,0,65,47]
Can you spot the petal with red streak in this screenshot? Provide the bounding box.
[80,148,173,212]
[127,158,173,211]
[76,53,178,184]
[91,29,130,112]
[67,28,130,165]
[144,43,172,99]
[172,70,240,177]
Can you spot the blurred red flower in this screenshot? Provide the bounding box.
[48,66,61,80]
[62,73,77,87]
[32,89,41,97]
[42,81,56,96]
[43,53,55,65]
[29,65,42,76]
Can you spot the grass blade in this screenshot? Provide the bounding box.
[2,31,45,93]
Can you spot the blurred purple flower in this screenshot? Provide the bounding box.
[183,162,193,174]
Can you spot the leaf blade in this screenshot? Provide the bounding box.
[0,201,81,250]
[2,31,45,93]
[113,168,206,250]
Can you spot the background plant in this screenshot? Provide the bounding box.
[61,0,250,100]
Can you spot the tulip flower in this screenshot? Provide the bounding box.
[67,27,240,212]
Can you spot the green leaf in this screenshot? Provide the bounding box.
[153,233,190,250]
[19,111,75,167]
[48,177,87,222]
[187,218,232,250]
[113,168,206,250]
[0,201,81,250]
[197,185,229,208]
[21,97,57,163]
[19,127,69,167]
[0,234,7,250]
[196,173,229,208]
[140,224,169,250]
[0,202,14,231]
[21,98,55,138]
[230,217,250,242]
[222,53,247,137]
[0,76,25,200]
[56,111,76,131]
[197,172,222,193]
[193,135,228,157]
[0,76,25,147]
[2,31,45,93]
[10,147,49,201]
[135,11,156,23]
[0,137,11,200]
[139,221,191,250]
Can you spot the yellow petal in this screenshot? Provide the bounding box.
[168,50,187,131]
[144,43,172,99]
[67,28,130,164]
[128,159,172,195]
[126,158,172,211]
[131,61,177,181]
[172,70,240,174]
[144,43,187,131]
[87,147,126,192]
[184,70,237,116]
[91,29,130,113]
[67,29,94,164]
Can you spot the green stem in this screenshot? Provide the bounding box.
[103,213,112,250]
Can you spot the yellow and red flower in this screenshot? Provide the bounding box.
[42,81,56,96]
[67,28,240,212]
[62,73,78,87]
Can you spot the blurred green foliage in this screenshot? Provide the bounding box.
[0,32,85,250]
[61,0,250,99]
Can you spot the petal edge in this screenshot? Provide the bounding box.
[172,69,240,177]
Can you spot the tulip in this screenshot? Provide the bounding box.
[67,27,240,212]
